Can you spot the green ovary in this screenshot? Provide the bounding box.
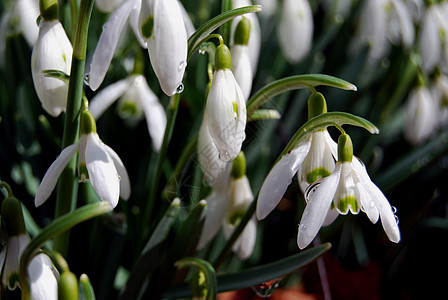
[306,168,331,184]
[229,211,245,226]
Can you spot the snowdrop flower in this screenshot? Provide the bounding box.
[139,0,188,96]
[95,0,126,13]
[35,110,130,208]
[231,18,253,101]
[0,197,58,299]
[198,152,256,260]
[418,2,448,73]
[254,0,276,17]
[297,134,400,249]
[205,44,247,162]
[232,0,261,73]
[322,0,353,18]
[31,18,73,117]
[404,83,438,145]
[350,0,414,64]
[257,93,337,220]
[89,75,166,152]
[277,0,313,64]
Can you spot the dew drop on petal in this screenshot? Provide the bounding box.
[391,206,397,213]
[370,201,375,208]
[252,279,281,298]
[84,74,90,85]
[219,149,232,162]
[394,215,399,225]
[176,83,184,94]
[178,60,187,71]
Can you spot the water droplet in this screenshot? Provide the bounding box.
[84,74,90,85]
[391,206,397,213]
[370,201,375,208]
[178,60,187,71]
[176,83,184,94]
[252,279,281,298]
[394,215,399,224]
[219,149,232,162]
[199,49,206,55]
[298,223,307,231]
[133,76,144,87]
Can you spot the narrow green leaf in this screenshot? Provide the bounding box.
[175,257,217,300]
[79,274,96,300]
[247,74,357,116]
[188,5,262,60]
[279,112,379,159]
[248,109,281,122]
[19,202,112,299]
[164,243,331,298]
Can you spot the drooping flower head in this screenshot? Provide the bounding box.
[139,0,188,96]
[297,133,400,249]
[277,0,314,63]
[35,110,130,208]
[257,93,337,220]
[231,17,253,102]
[89,74,167,152]
[31,1,72,117]
[205,44,247,162]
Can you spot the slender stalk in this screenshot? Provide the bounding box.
[53,0,95,255]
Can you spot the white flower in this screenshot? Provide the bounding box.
[197,114,232,190]
[95,0,126,13]
[404,85,438,145]
[431,73,448,127]
[256,130,337,220]
[231,0,261,73]
[28,254,58,300]
[35,115,130,208]
[0,234,29,289]
[418,3,448,73]
[89,75,167,151]
[322,0,353,18]
[139,0,188,96]
[277,0,313,63]
[254,0,276,17]
[31,19,73,117]
[297,157,400,249]
[197,175,256,260]
[350,0,414,64]
[14,0,40,46]
[205,67,247,162]
[222,175,256,260]
[231,43,253,102]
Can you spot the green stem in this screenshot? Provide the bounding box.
[143,94,181,236]
[53,0,95,256]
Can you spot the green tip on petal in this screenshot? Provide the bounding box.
[215,44,232,70]
[58,271,79,300]
[306,168,331,185]
[141,15,154,39]
[337,196,359,214]
[307,92,327,120]
[234,18,251,46]
[231,151,246,179]
[80,110,97,135]
[338,133,353,163]
[1,197,26,236]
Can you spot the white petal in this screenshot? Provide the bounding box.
[297,163,341,249]
[29,254,58,300]
[15,0,39,46]
[205,70,247,162]
[256,138,311,220]
[418,7,440,73]
[95,0,126,13]
[128,0,147,48]
[322,208,339,226]
[146,0,187,96]
[132,75,167,152]
[31,20,72,117]
[85,133,120,207]
[235,216,257,260]
[198,115,232,191]
[35,143,79,207]
[391,0,415,48]
[231,45,253,102]
[87,0,136,91]
[197,191,229,249]
[89,78,130,119]
[104,145,131,200]
[178,0,195,38]
[277,0,313,63]
[4,235,30,290]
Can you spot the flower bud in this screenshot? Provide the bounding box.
[80,110,97,135]
[1,197,26,236]
[58,271,79,300]
[39,0,58,21]
[307,92,327,120]
[234,18,251,46]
